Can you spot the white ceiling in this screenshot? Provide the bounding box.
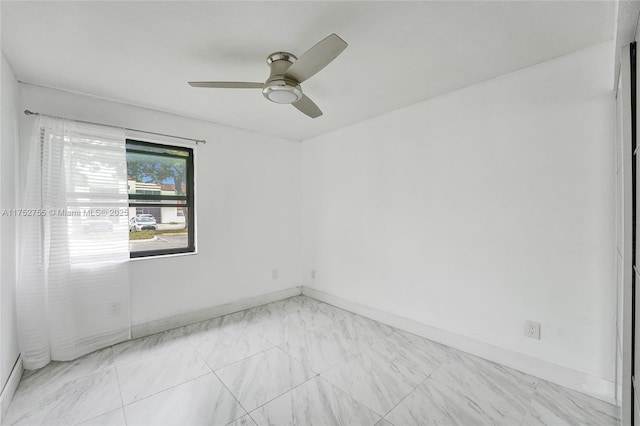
[1,1,615,141]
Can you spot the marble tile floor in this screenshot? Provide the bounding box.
[3,296,620,426]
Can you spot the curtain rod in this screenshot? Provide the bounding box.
[23,110,207,145]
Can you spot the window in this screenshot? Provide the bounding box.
[126,139,195,258]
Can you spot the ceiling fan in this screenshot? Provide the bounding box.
[188,34,348,118]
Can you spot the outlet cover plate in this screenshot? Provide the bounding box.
[524,320,541,339]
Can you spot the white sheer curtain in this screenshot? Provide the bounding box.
[17,116,131,369]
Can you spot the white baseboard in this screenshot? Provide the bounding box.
[302,286,616,405]
[618,383,623,407]
[132,286,303,338]
[0,355,22,424]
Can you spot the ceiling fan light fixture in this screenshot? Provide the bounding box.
[188,33,348,117]
[262,80,303,104]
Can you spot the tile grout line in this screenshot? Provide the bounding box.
[69,348,126,426]
[317,346,402,416]
[317,371,387,421]
[56,365,125,425]
[378,362,444,424]
[112,358,129,426]
[245,373,321,419]
[314,374,387,423]
[212,345,321,422]
[272,344,323,376]
[275,327,382,377]
[117,341,214,409]
[114,341,213,401]
[123,370,213,409]
[209,366,255,425]
[193,337,256,425]
[194,333,276,373]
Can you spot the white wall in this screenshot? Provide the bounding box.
[302,41,616,388]
[1,52,20,389]
[19,84,302,328]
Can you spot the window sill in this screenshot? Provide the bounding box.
[128,250,198,262]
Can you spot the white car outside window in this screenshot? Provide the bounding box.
[129,215,158,232]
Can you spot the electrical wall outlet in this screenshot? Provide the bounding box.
[524,320,541,339]
[272,269,279,280]
[311,269,316,279]
[109,302,121,315]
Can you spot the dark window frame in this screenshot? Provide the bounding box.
[126,139,195,258]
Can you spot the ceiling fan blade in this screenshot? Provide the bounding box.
[188,82,263,88]
[285,34,348,83]
[293,95,323,118]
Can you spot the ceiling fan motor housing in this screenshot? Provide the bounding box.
[262,52,303,104]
